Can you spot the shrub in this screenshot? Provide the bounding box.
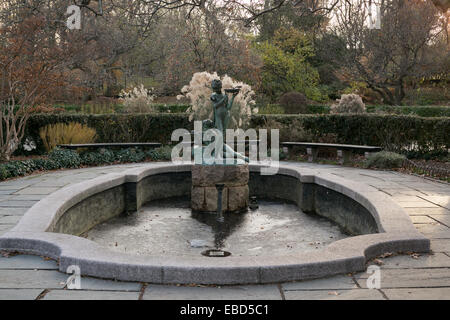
[32,158,59,171]
[119,84,156,113]
[179,72,257,128]
[0,145,176,181]
[39,122,97,152]
[259,104,285,114]
[115,148,146,163]
[277,92,308,114]
[365,151,406,169]
[331,94,366,114]
[80,149,116,166]
[146,146,173,161]
[154,104,190,113]
[48,148,81,168]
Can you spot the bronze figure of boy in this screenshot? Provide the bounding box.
[210,79,239,135]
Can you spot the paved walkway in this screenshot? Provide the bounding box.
[0,162,449,300]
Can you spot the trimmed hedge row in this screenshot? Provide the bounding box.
[288,105,450,117]
[24,113,192,154]
[252,114,449,155]
[1,147,172,181]
[366,105,450,117]
[20,113,449,156]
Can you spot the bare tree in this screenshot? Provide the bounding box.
[333,0,447,105]
[0,15,77,160]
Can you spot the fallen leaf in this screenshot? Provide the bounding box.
[328,291,339,296]
[373,258,384,266]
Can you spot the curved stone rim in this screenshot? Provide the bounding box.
[0,163,429,284]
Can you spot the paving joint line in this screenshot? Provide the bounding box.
[351,275,362,289]
[35,289,50,300]
[378,289,389,300]
[417,195,450,211]
[138,283,147,300]
[426,216,450,229]
[277,284,286,300]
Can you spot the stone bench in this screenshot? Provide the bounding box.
[282,142,382,165]
[57,142,162,150]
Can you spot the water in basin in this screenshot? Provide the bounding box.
[86,197,348,257]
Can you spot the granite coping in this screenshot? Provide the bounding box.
[0,163,429,284]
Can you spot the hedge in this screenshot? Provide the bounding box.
[286,105,450,117]
[251,114,449,155]
[18,113,449,157]
[1,147,172,181]
[365,105,450,117]
[23,113,192,154]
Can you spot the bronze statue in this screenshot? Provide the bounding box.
[210,79,240,137]
[193,79,248,164]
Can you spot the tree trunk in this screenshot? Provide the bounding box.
[394,80,406,105]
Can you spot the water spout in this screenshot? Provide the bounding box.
[216,183,225,223]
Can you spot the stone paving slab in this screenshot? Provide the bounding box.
[428,215,450,227]
[42,290,140,300]
[404,207,450,216]
[414,224,450,239]
[410,216,437,224]
[0,255,58,270]
[0,270,67,289]
[430,239,450,253]
[0,163,449,300]
[8,195,48,201]
[77,277,142,292]
[397,201,440,208]
[418,196,450,210]
[0,289,42,300]
[143,285,282,300]
[14,187,60,195]
[0,215,22,224]
[0,190,16,195]
[284,289,385,300]
[0,225,13,235]
[0,208,28,216]
[0,187,25,192]
[0,195,13,202]
[372,253,450,269]
[32,180,71,187]
[355,268,450,289]
[382,287,450,300]
[282,275,357,291]
[379,189,430,197]
[0,200,39,207]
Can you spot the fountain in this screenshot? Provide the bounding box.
[0,80,430,284]
[191,79,249,214]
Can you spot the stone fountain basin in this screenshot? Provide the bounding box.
[0,163,429,284]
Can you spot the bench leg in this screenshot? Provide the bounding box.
[337,150,352,165]
[282,146,289,155]
[365,152,373,159]
[307,147,318,162]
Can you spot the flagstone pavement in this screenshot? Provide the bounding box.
[0,162,449,300]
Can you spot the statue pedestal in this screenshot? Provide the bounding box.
[191,164,249,213]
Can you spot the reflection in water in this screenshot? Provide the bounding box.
[191,211,247,249]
